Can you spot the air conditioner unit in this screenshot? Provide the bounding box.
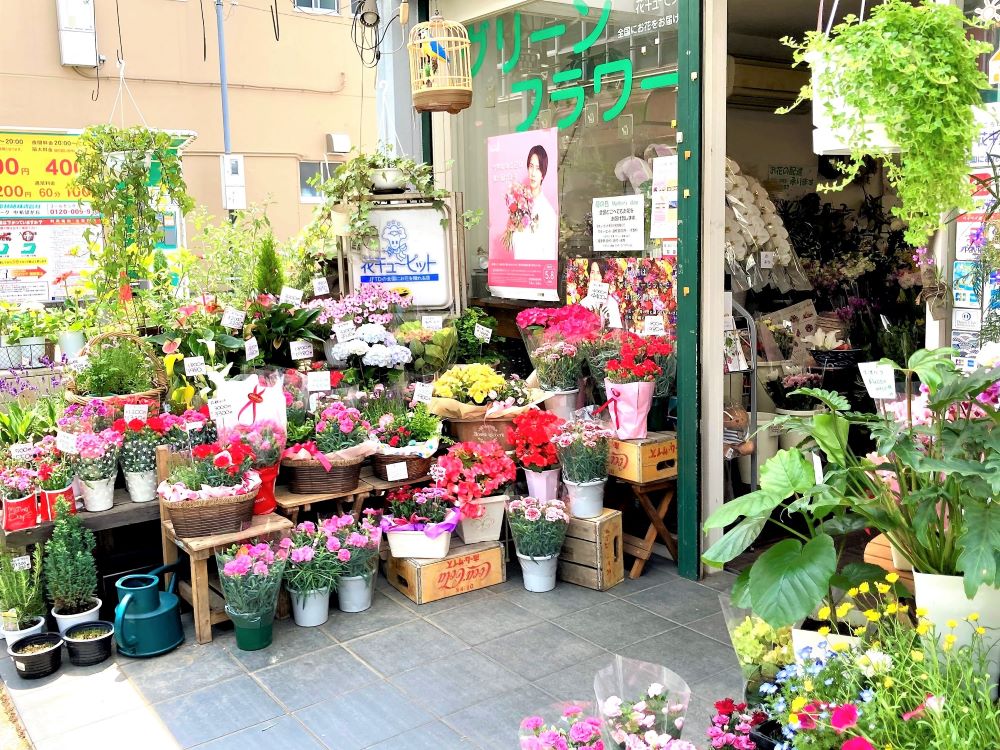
[726,56,808,112]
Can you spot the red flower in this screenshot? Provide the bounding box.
[831,704,859,734]
[128,419,145,432]
[714,698,736,715]
[841,739,875,750]
[147,416,165,433]
[329,371,345,387]
[192,444,214,460]
[198,404,210,418]
[39,464,53,481]
[797,703,820,731]
[112,419,127,433]
[213,452,232,469]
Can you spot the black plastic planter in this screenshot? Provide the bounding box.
[64,621,115,666]
[7,633,63,679]
[749,720,784,750]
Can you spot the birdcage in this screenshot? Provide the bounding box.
[407,11,472,114]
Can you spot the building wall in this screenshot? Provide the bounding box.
[0,0,378,241]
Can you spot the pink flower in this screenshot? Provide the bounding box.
[525,507,542,521]
[326,535,342,552]
[521,716,544,732]
[337,548,351,562]
[279,537,293,549]
[841,739,875,750]
[831,704,859,734]
[569,722,597,744]
[290,546,315,563]
[251,561,269,576]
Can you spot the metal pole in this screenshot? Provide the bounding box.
[215,0,232,155]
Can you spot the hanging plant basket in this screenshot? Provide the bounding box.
[407,13,473,114]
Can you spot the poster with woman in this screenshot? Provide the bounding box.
[487,128,559,301]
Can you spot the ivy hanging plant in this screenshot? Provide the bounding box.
[781,0,991,245]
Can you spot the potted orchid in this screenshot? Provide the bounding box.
[326,512,382,613]
[117,416,167,503]
[0,465,38,533]
[507,496,570,592]
[507,409,564,501]
[217,541,288,650]
[552,419,615,519]
[74,427,124,512]
[220,421,287,515]
[281,521,343,627]
[33,436,76,521]
[604,350,662,441]
[430,441,516,543]
[380,485,458,560]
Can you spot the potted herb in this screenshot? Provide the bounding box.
[63,620,115,666]
[0,545,46,642]
[217,541,287,651]
[45,498,101,634]
[380,485,458,560]
[74,427,124,511]
[117,416,166,504]
[507,409,564,501]
[0,465,38,533]
[328,513,381,613]
[7,632,63,680]
[507,496,570,592]
[68,334,164,407]
[430,441,516,543]
[552,419,614,519]
[34,435,77,521]
[282,521,343,628]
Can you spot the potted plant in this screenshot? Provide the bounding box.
[362,386,442,482]
[765,371,823,450]
[454,306,504,366]
[217,541,287,651]
[380,485,458,560]
[507,496,570,593]
[246,296,324,368]
[74,427,124,511]
[0,302,18,369]
[604,349,662,440]
[220,421,287,515]
[586,330,675,419]
[117,416,166,503]
[323,320,412,387]
[7,632,63,680]
[529,341,584,419]
[719,595,794,701]
[328,513,381,613]
[431,363,538,449]
[282,401,376,495]
[507,409,564,501]
[0,464,38,533]
[430,441,516,543]
[45,498,100,634]
[552,419,614,519]
[63,620,115,666]
[594,657,691,746]
[9,306,53,369]
[51,273,92,360]
[519,706,607,750]
[705,700,769,750]
[67,334,165,409]
[0,545,46,642]
[282,521,343,627]
[33,436,77,521]
[306,283,413,367]
[394,319,459,378]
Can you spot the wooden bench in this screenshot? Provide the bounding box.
[274,482,372,525]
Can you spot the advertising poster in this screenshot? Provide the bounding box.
[487,128,559,301]
[955,172,992,261]
[650,155,678,250]
[566,257,677,338]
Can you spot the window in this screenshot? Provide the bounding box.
[299,161,333,203]
[294,0,338,13]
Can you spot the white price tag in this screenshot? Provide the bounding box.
[723,315,736,332]
[413,382,434,404]
[422,315,443,331]
[244,337,260,360]
[334,322,357,342]
[385,462,409,481]
[587,282,610,302]
[290,340,314,361]
[9,443,33,461]
[643,316,666,336]
[812,452,825,485]
[858,362,897,400]
[279,286,304,306]
[759,251,776,269]
[207,397,234,421]
[184,356,207,376]
[56,431,78,454]
[222,308,246,330]
[307,371,331,392]
[312,277,330,296]
[11,556,31,572]
[473,324,493,343]
[123,404,149,422]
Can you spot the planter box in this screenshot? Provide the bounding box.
[558,509,624,591]
[608,431,677,484]
[456,495,506,544]
[387,541,505,605]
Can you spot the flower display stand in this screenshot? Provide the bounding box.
[557,509,624,592]
[386,541,505,605]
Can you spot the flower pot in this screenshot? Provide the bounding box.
[289,587,331,627]
[603,379,655,440]
[517,553,558,592]
[329,204,351,236]
[253,463,280,515]
[774,407,821,450]
[8,633,63,680]
[1,616,46,644]
[337,573,376,613]
[2,492,37,532]
[18,336,46,368]
[81,474,116,511]
[40,486,76,521]
[57,330,87,361]
[564,478,605,519]
[0,336,20,369]
[889,541,912,572]
[124,470,157,503]
[52,597,101,635]
[450,417,516,451]
[456,495,506,544]
[64,621,114,666]
[371,167,407,190]
[790,627,860,662]
[525,468,561,501]
[543,389,580,421]
[386,529,452,560]
[228,608,275,651]
[737,412,779,485]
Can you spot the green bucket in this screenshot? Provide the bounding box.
[228,609,275,651]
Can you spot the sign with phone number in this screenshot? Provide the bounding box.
[0,133,94,203]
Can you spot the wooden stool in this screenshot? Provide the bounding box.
[863,534,915,593]
[615,477,678,579]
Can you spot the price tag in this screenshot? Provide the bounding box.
[9,443,34,461]
[123,404,149,422]
[473,324,493,343]
[760,251,776,269]
[334,321,357,342]
[422,315,443,331]
[858,362,897,400]
[386,462,409,481]
[56,431,78,454]
[587,281,610,302]
[413,382,434,404]
[279,286,304,306]
[307,371,331,392]
[222,308,246,330]
[312,277,330,296]
[290,340,314,361]
[184,356,206,376]
[207,397,234,421]
[244,337,260,360]
[643,316,665,336]
[11,556,31,572]
[723,315,736,332]
[812,452,825,485]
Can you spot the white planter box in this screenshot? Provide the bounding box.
[386,529,452,561]
[456,495,506,544]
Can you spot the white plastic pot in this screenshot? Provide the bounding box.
[564,478,605,519]
[775,407,822,450]
[52,598,101,635]
[124,470,157,503]
[289,587,331,627]
[81,475,116,511]
[517,553,558,593]
[1,616,46,643]
[544,389,580,421]
[337,574,376,613]
[386,529,452,560]
[329,204,351,236]
[0,336,19,369]
[456,495,506,544]
[525,468,561,501]
[791,627,860,662]
[371,167,406,190]
[889,542,912,572]
[57,331,86,361]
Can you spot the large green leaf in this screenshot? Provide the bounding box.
[819,513,869,536]
[703,490,783,530]
[789,388,850,412]
[957,499,1000,597]
[812,413,849,466]
[748,535,838,627]
[759,449,815,500]
[702,517,767,566]
[900,348,955,391]
[731,567,752,609]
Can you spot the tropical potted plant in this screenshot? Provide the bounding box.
[552,419,614,519]
[219,421,286,515]
[507,496,570,592]
[394,318,459,379]
[507,409,564,501]
[74,427,124,511]
[0,545,46,642]
[117,416,166,503]
[282,521,343,627]
[430,441,516,543]
[0,464,38,533]
[33,436,77,521]
[765,371,824,450]
[45,499,101,634]
[245,296,324,367]
[217,541,287,651]
[328,513,381,613]
[63,620,115,666]
[380,485,458,560]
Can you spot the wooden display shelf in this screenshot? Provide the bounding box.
[274,482,372,524]
[360,466,432,493]
[863,534,915,593]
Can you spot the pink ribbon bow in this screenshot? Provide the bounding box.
[238,385,266,423]
[282,442,332,472]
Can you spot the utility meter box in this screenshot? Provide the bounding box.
[56,0,99,68]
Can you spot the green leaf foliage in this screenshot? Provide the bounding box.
[44,500,98,614]
[748,535,838,627]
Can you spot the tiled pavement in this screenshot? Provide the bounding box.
[0,559,744,750]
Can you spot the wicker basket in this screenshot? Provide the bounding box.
[371,454,434,483]
[281,456,364,495]
[163,488,258,538]
[66,331,168,409]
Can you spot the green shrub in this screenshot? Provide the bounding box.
[45,499,98,615]
[74,340,155,396]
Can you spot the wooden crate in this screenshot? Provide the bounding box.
[608,431,678,484]
[558,509,624,591]
[386,541,506,605]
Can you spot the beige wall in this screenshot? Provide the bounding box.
[0,0,377,241]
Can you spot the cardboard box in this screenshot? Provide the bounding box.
[608,431,678,484]
[558,509,624,591]
[386,541,506,605]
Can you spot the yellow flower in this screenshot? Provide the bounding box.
[883,677,894,688]
[858,582,870,594]
[836,602,854,618]
[853,626,867,637]
[968,613,980,622]
[885,573,899,583]
[787,713,798,726]
[864,609,881,622]
[898,604,909,613]
[946,619,958,629]
[848,587,859,597]
[833,641,850,652]
[916,622,930,636]
[817,606,831,621]
[885,602,898,615]
[915,607,928,617]
[944,633,957,647]
[910,650,924,662]
[791,697,808,713]
[876,583,891,594]
[818,626,831,636]
[976,626,986,636]
[803,679,814,692]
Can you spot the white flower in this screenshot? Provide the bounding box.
[976,0,1000,23]
[856,648,893,678]
[925,694,946,713]
[332,339,370,360]
[976,341,1000,368]
[602,696,623,718]
[647,682,664,698]
[356,323,390,344]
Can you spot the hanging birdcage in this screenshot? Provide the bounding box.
[407,11,472,115]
